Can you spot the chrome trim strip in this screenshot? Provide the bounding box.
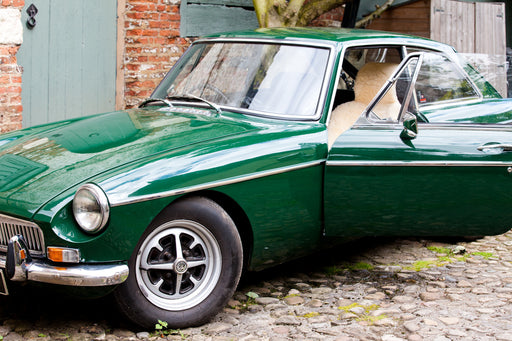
[327,160,512,167]
[26,262,129,286]
[196,37,337,49]
[352,123,512,132]
[109,160,324,207]
[420,123,512,131]
[0,254,128,286]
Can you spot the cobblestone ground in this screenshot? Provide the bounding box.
[2,231,512,341]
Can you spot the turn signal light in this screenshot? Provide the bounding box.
[47,247,80,263]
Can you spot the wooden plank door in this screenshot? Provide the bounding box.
[18,0,117,127]
[431,0,475,53]
[475,2,507,97]
[431,0,507,97]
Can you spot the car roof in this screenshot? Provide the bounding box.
[202,27,454,53]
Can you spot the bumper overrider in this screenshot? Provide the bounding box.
[0,235,128,295]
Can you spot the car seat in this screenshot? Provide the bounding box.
[327,62,400,148]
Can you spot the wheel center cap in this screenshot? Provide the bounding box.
[174,259,188,274]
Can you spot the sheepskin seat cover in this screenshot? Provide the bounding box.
[328,62,400,148]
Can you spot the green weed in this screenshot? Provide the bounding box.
[471,251,494,259]
[427,246,453,255]
[301,312,320,318]
[153,320,185,339]
[338,303,384,325]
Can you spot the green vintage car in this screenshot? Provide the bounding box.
[1,27,511,328]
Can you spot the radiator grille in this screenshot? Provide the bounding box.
[0,214,45,256]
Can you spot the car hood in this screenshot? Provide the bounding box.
[0,108,258,218]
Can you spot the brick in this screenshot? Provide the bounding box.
[149,20,171,29]
[159,13,179,21]
[126,12,158,20]
[126,28,145,36]
[159,30,172,37]
[130,4,157,12]
[156,4,171,12]
[140,29,159,36]
[124,0,188,105]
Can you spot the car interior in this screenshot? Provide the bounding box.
[328,46,403,148]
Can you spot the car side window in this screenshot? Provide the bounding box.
[336,47,402,93]
[365,56,420,122]
[414,53,479,107]
[366,51,480,126]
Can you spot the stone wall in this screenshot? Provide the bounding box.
[0,0,23,132]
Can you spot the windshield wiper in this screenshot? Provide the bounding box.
[166,94,222,115]
[138,98,174,108]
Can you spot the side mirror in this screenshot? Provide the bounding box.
[400,113,418,140]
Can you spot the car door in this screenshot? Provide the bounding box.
[325,52,512,238]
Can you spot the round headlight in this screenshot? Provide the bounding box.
[72,183,110,233]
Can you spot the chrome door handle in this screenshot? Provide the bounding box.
[477,143,512,152]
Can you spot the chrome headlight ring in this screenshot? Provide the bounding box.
[72,183,110,234]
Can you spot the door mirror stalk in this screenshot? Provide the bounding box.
[400,113,418,140]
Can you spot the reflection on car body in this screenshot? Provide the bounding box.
[1,28,511,328]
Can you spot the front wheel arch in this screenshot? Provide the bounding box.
[189,191,253,271]
[114,196,243,329]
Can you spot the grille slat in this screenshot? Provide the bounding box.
[0,214,45,256]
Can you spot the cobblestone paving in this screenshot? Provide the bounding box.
[2,231,512,340]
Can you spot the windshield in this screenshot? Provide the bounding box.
[152,42,331,118]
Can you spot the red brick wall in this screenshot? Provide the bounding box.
[122,1,346,108]
[124,0,192,108]
[0,0,24,132]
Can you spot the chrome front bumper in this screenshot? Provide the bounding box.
[0,235,128,288]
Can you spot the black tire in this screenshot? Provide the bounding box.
[114,197,243,329]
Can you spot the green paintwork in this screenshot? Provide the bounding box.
[0,109,257,217]
[2,28,512,276]
[205,27,443,48]
[421,99,512,123]
[326,124,512,237]
[43,114,326,269]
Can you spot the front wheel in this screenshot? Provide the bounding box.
[114,197,243,329]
